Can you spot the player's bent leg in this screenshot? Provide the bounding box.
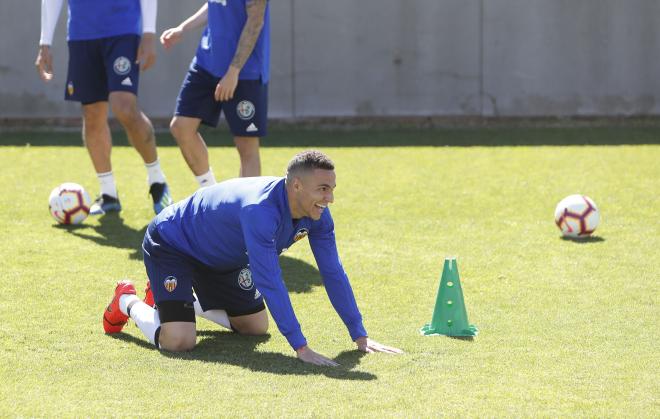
[233,136,261,177]
[229,308,269,336]
[82,102,112,174]
[169,116,211,176]
[109,91,157,164]
[158,322,197,352]
[155,300,197,352]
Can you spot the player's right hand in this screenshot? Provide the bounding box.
[35,45,54,82]
[295,345,339,367]
[160,27,183,50]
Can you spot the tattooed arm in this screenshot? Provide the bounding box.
[215,0,267,101]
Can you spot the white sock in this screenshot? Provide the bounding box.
[97,171,117,198]
[195,168,216,188]
[128,301,161,345]
[119,294,140,316]
[193,299,231,330]
[145,159,166,186]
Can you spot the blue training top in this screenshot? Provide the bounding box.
[67,0,142,41]
[151,176,366,350]
[194,0,271,81]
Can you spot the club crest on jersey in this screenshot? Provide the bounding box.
[236,100,255,120]
[237,268,253,290]
[164,276,177,292]
[113,56,131,75]
[67,81,74,96]
[293,228,309,242]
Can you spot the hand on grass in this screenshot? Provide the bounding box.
[296,345,339,367]
[137,33,157,72]
[35,45,54,82]
[355,337,403,354]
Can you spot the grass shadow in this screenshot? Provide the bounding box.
[65,212,147,259]
[111,330,375,380]
[280,255,322,293]
[560,235,605,243]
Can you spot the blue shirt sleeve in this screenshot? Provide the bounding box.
[309,211,368,341]
[240,205,307,350]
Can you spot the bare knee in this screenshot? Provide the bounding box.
[169,117,200,144]
[234,137,260,158]
[158,323,197,352]
[82,103,109,133]
[109,93,140,126]
[230,310,269,336]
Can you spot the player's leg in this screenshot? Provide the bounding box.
[223,79,268,177]
[169,115,214,181]
[192,266,269,335]
[103,222,198,351]
[228,309,269,335]
[104,34,171,214]
[233,137,261,177]
[67,39,121,215]
[171,62,224,187]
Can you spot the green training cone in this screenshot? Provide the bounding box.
[420,257,478,337]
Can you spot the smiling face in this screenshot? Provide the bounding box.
[287,169,336,220]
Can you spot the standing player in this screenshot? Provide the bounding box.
[35,0,173,215]
[160,0,269,187]
[102,150,403,366]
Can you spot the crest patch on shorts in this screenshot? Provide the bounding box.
[236,100,255,120]
[164,276,178,292]
[67,81,74,96]
[237,268,253,290]
[113,56,131,75]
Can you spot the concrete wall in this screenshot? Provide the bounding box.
[1,0,659,119]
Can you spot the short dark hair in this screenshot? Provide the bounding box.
[286,150,334,181]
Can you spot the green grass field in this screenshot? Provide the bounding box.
[1,127,658,416]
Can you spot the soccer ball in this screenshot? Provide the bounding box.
[48,183,92,225]
[554,194,600,238]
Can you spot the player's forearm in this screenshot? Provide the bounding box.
[229,0,266,71]
[39,0,64,46]
[140,0,158,34]
[179,3,209,33]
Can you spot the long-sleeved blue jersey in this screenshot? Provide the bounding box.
[152,176,367,349]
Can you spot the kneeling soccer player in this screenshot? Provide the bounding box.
[103,150,402,366]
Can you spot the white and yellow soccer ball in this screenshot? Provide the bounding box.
[48,183,92,225]
[554,194,600,238]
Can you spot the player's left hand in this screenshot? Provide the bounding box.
[137,33,157,72]
[355,337,404,354]
[215,65,240,101]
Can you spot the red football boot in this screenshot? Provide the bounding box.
[143,280,155,308]
[103,280,137,334]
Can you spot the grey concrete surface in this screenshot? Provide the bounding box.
[0,0,659,120]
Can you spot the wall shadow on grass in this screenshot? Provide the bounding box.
[7,126,660,147]
[111,331,374,380]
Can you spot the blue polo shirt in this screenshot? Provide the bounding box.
[152,176,366,350]
[195,0,270,81]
